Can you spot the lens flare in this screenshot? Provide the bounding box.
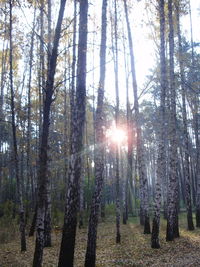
[106,125,127,144]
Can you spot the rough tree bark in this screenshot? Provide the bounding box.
[44,0,53,248]
[32,0,67,266]
[151,0,167,248]
[166,0,179,241]
[84,1,107,265]
[123,0,150,234]
[58,1,88,266]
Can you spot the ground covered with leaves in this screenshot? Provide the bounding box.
[1,214,200,266]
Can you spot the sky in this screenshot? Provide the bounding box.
[10,0,200,109]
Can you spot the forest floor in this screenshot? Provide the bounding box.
[1,213,200,267]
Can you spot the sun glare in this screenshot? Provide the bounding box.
[106,126,127,145]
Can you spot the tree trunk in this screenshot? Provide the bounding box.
[113,0,121,243]
[44,0,53,248]
[175,1,194,231]
[58,1,88,266]
[188,0,200,228]
[166,0,179,241]
[123,0,150,234]
[32,0,67,266]
[85,0,108,264]
[151,0,167,248]
[123,27,133,223]
[84,0,107,264]
[26,6,36,216]
[70,0,77,151]
[9,0,26,252]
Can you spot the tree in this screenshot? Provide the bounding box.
[123,0,151,234]
[175,0,194,231]
[32,0,67,265]
[151,0,167,248]
[58,1,88,266]
[166,0,179,241]
[85,0,108,265]
[113,0,121,244]
[9,0,26,252]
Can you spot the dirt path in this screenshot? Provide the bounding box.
[1,217,200,266]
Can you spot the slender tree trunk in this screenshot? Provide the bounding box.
[58,1,88,266]
[151,0,167,248]
[166,0,179,241]
[9,0,26,252]
[79,156,85,229]
[176,1,194,231]
[113,0,121,243]
[123,28,133,223]
[123,0,150,234]
[44,0,53,248]
[85,1,108,264]
[70,0,77,151]
[84,0,107,264]
[26,7,36,219]
[29,204,37,237]
[188,0,200,228]
[32,0,67,266]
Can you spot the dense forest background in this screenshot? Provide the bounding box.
[0,0,199,266]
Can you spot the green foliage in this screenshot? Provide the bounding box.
[105,203,116,216]
[0,200,15,219]
[0,201,18,244]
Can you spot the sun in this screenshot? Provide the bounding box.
[106,125,127,145]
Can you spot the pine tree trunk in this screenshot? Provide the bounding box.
[58,2,88,266]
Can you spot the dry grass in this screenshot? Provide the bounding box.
[0,214,200,266]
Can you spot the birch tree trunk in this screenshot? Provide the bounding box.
[85,0,108,263]
[58,1,88,266]
[151,0,167,248]
[44,0,53,248]
[84,0,108,246]
[32,0,67,265]
[176,1,194,231]
[9,0,26,252]
[123,0,150,234]
[166,0,179,241]
[84,0,107,265]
